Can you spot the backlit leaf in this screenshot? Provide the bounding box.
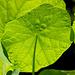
[2,4,71,72]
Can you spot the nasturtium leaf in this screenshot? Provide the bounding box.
[2,4,71,72]
[0,0,66,74]
[39,69,67,75]
[0,0,66,41]
[39,69,75,75]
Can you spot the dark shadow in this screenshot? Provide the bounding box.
[64,0,74,25]
[1,42,11,63]
[6,70,12,75]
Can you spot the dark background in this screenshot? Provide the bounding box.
[19,0,75,75]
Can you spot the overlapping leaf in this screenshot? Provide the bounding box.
[71,13,75,43]
[39,69,75,75]
[39,69,67,75]
[2,4,71,72]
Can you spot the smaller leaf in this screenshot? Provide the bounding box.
[70,27,74,41]
[39,69,75,75]
[72,21,75,43]
[6,69,20,75]
[39,69,67,75]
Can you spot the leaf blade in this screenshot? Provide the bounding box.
[2,4,71,72]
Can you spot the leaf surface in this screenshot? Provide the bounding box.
[71,21,75,43]
[0,61,3,75]
[2,4,71,72]
[39,69,75,75]
[0,0,66,73]
[0,0,66,40]
[39,69,67,75]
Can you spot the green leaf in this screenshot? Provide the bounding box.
[39,69,67,75]
[0,61,3,75]
[71,21,75,43]
[2,4,71,72]
[0,0,66,41]
[0,0,66,74]
[70,27,74,41]
[6,69,20,75]
[39,69,75,75]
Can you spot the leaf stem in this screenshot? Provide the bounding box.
[2,65,5,75]
[32,35,37,75]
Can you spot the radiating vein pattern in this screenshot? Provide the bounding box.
[2,4,71,72]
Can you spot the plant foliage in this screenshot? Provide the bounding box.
[2,4,71,72]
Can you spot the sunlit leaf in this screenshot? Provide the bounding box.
[2,4,71,72]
